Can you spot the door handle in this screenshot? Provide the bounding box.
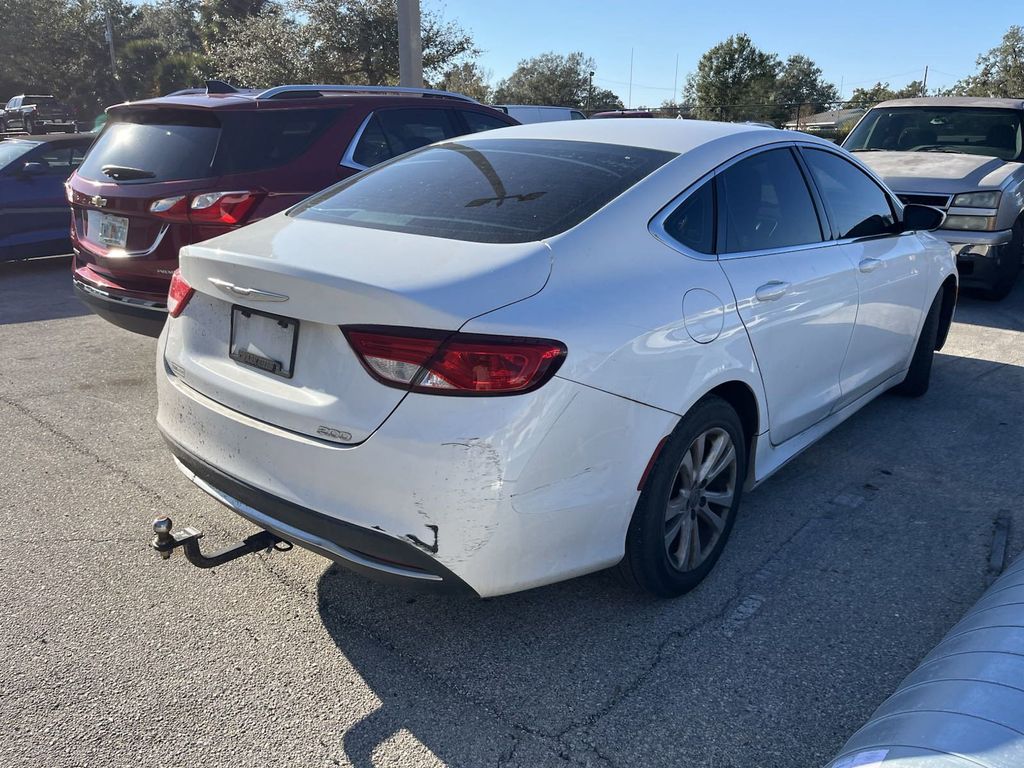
[859,257,882,273]
[755,281,791,302]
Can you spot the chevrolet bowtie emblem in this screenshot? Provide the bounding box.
[91,195,107,208]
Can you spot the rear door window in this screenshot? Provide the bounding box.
[351,108,460,168]
[77,110,221,183]
[297,138,676,243]
[716,148,823,254]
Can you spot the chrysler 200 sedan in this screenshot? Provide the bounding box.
[155,120,956,598]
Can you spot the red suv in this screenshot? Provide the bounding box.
[68,82,517,335]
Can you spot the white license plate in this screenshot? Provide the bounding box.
[88,211,129,248]
[229,307,299,378]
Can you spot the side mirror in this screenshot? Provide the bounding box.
[20,161,46,177]
[901,203,945,232]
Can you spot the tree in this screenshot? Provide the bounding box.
[773,54,839,123]
[435,62,491,102]
[684,33,779,121]
[849,80,927,107]
[492,52,623,110]
[210,0,479,87]
[950,26,1024,97]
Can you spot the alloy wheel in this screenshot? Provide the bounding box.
[663,427,738,572]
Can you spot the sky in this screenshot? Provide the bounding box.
[434,0,1019,107]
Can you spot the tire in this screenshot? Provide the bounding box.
[979,216,1022,301]
[23,115,34,135]
[892,290,942,397]
[619,395,747,598]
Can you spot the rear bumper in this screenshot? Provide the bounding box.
[156,325,677,596]
[165,436,474,592]
[73,275,167,336]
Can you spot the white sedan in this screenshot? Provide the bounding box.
[156,119,956,598]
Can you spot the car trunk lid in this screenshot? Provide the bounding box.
[163,214,552,443]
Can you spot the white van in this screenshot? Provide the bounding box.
[492,105,587,124]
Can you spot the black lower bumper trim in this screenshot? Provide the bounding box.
[73,279,167,337]
[164,436,474,594]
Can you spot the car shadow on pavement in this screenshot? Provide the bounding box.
[313,349,1024,768]
[955,278,1024,333]
[0,255,92,325]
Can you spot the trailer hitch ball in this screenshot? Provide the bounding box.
[152,516,176,559]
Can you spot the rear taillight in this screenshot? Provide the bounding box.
[149,191,261,225]
[343,327,567,396]
[167,269,194,318]
[190,191,260,225]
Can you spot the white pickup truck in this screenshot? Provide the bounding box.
[843,96,1024,299]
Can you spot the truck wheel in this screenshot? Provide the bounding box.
[893,290,942,397]
[619,395,746,598]
[23,115,35,135]
[980,217,1022,301]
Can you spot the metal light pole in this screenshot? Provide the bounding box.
[397,0,423,88]
[588,70,594,112]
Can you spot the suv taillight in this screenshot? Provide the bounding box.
[167,269,194,318]
[343,327,567,396]
[150,191,261,225]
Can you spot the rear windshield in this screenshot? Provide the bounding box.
[77,107,341,183]
[291,138,676,243]
[845,107,1024,161]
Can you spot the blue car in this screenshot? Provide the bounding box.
[0,133,94,261]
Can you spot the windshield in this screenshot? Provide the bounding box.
[291,138,676,244]
[844,107,1023,161]
[0,140,37,171]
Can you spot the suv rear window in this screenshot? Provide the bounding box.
[78,108,342,183]
[78,110,221,183]
[293,138,675,244]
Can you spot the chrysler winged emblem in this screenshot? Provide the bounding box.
[208,277,289,302]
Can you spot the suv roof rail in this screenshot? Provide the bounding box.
[253,84,478,103]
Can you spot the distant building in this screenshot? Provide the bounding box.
[783,107,866,138]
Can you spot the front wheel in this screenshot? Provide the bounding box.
[979,218,1022,301]
[619,395,747,598]
[892,290,942,397]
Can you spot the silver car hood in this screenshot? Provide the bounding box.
[855,150,1022,193]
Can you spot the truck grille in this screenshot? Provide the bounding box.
[898,193,952,209]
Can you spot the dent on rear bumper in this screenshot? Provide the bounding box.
[155,333,678,596]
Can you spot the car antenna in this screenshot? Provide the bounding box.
[205,80,240,95]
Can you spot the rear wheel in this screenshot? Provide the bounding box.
[893,290,942,397]
[619,396,746,598]
[22,115,34,135]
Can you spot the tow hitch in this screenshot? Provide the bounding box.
[150,516,292,568]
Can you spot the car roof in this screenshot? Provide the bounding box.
[452,118,826,155]
[108,85,485,113]
[874,96,1024,110]
[0,133,93,145]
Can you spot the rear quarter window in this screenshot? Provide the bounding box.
[294,138,676,244]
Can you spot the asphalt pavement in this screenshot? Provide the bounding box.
[2,255,1022,768]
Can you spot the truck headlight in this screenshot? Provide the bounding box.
[944,214,997,231]
[952,191,1001,208]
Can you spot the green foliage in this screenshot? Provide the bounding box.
[684,34,780,121]
[849,80,927,107]
[773,54,839,121]
[949,25,1024,97]
[435,62,492,102]
[492,52,623,111]
[209,0,478,88]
